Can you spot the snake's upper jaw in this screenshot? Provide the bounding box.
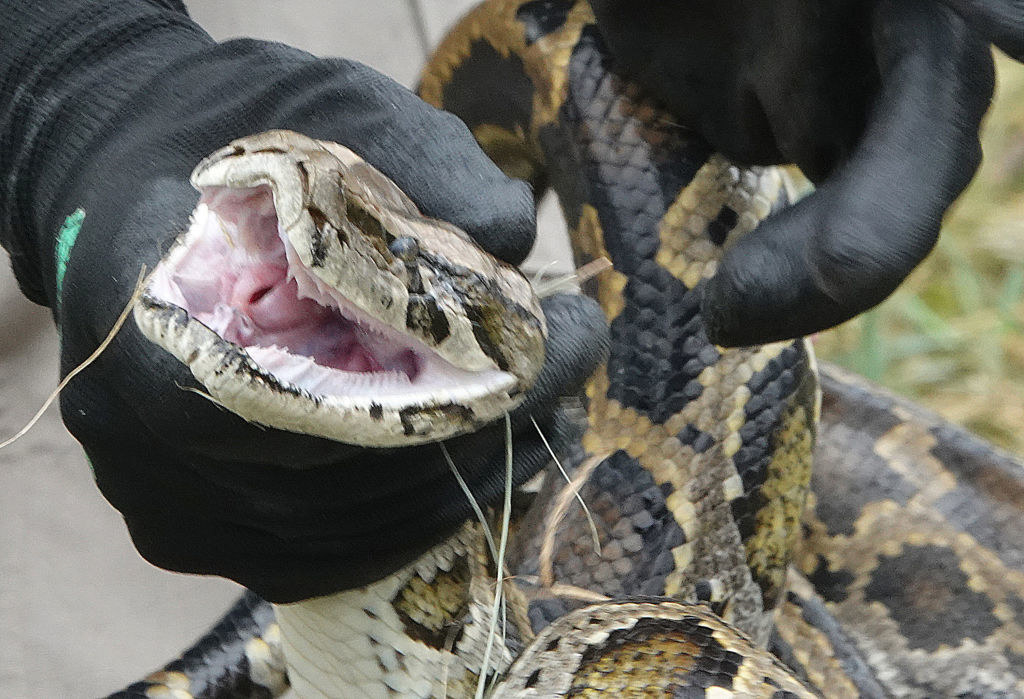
[132,133,544,447]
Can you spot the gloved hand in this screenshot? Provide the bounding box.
[592,0,1022,346]
[0,0,608,602]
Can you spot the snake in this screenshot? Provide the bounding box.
[109,0,1024,697]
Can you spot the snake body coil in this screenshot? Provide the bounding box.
[114,1,1024,697]
[421,0,817,650]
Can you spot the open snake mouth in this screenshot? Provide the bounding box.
[146,185,512,403]
[133,132,545,446]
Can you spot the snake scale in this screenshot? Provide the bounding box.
[110,1,1024,697]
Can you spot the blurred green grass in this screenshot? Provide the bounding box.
[816,51,1024,454]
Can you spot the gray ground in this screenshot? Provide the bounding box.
[0,2,570,696]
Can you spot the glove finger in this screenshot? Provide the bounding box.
[73,47,537,268]
[590,0,879,182]
[512,293,610,420]
[147,0,189,15]
[388,107,538,266]
[284,64,539,265]
[197,408,577,544]
[701,0,994,346]
[938,0,1024,59]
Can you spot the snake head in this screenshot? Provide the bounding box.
[133,130,546,447]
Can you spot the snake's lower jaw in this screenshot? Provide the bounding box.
[133,185,523,447]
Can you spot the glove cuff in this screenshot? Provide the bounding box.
[0,0,210,305]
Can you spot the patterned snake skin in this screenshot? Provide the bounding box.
[112,1,1024,696]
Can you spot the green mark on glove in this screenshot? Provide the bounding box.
[55,208,85,306]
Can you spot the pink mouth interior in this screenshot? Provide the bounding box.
[148,186,432,392]
[146,179,519,410]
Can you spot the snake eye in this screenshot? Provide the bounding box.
[388,236,420,263]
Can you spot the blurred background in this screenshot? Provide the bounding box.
[0,2,1020,696]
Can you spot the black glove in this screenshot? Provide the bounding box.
[0,0,609,602]
[592,0,1021,345]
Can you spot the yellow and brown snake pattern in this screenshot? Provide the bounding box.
[120,1,1024,697]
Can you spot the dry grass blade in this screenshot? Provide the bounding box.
[530,259,562,288]
[475,413,515,699]
[538,452,609,588]
[531,416,601,554]
[514,575,611,604]
[439,624,461,699]
[533,257,612,297]
[0,266,149,451]
[441,442,500,564]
